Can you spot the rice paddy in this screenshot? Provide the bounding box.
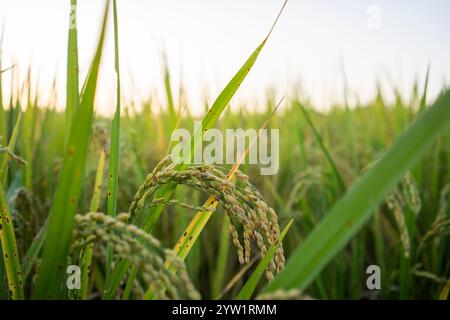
[0,0,449,300]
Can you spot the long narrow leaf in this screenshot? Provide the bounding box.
[21,218,47,282]
[80,149,106,299]
[105,0,122,289]
[0,182,24,299]
[107,0,121,219]
[0,113,21,184]
[65,0,80,150]
[33,1,110,299]
[298,102,346,192]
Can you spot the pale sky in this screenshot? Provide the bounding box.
[0,0,449,115]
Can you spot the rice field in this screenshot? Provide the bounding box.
[0,0,449,300]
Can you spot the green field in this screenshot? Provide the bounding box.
[0,0,449,300]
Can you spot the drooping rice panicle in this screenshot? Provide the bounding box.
[72,212,199,299]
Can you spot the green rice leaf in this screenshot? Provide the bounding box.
[0,182,24,299]
[65,0,80,150]
[0,113,21,184]
[32,1,110,299]
[105,0,122,288]
[80,149,106,299]
[297,102,346,192]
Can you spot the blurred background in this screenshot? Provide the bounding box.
[0,0,450,115]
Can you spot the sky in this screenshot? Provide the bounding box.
[0,0,449,115]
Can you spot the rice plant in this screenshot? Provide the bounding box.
[0,0,448,301]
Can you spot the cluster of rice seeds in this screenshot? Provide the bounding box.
[386,191,411,258]
[128,155,285,280]
[417,218,450,254]
[400,172,422,215]
[71,212,200,299]
[128,155,173,222]
[145,197,212,214]
[385,172,421,258]
[284,167,322,215]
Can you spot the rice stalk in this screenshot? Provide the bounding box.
[0,26,7,144]
[0,113,21,184]
[79,149,106,299]
[211,214,230,298]
[0,182,24,299]
[65,0,79,150]
[105,0,122,292]
[297,102,346,193]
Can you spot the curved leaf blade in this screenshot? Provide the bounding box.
[33,1,110,299]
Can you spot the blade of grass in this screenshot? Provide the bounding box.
[235,219,293,300]
[162,52,177,127]
[121,268,137,300]
[65,0,80,150]
[0,26,6,144]
[0,182,24,299]
[80,149,105,299]
[21,70,34,190]
[20,12,81,280]
[105,0,121,291]
[216,258,258,299]
[0,66,14,75]
[297,102,346,193]
[107,0,121,220]
[0,95,24,299]
[265,91,450,292]
[33,1,110,299]
[22,218,47,282]
[419,63,430,112]
[211,214,231,298]
[0,113,21,185]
